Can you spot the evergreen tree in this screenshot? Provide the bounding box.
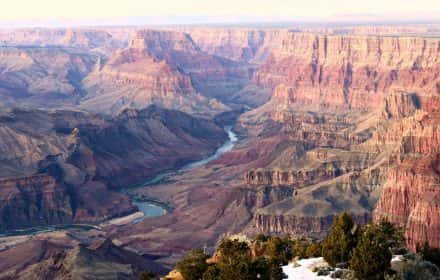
[291,239,308,259]
[176,249,209,280]
[251,257,286,280]
[305,242,322,258]
[322,212,358,266]
[266,236,292,265]
[209,239,286,280]
[350,223,392,280]
[378,219,405,252]
[202,265,221,280]
[215,239,253,280]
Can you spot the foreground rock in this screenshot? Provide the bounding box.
[0,235,166,279]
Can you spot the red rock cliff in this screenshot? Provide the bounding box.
[253,32,440,110]
[374,96,440,250]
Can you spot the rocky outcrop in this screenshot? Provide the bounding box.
[254,212,371,237]
[81,105,228,188]
[247,185,296,210]
[250,162,385,237]
[0,175,73,230]
[0,237,167,279]
[245,163,366,188]
[374,157,440,250]
[81,46,207,115]
[264,110,373,150]
[383,92,420,119]
[183,28,272,62]
[0,174,137,231]
[129,30,251,103]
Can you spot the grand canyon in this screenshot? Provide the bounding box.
[0,21,439,279]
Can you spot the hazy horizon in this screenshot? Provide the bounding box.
[1,0,439,28]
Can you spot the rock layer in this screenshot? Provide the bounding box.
[374,96,440,250]
[254,33,440,110]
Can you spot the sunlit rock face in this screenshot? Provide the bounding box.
[374,96,440,250]
[253,33,440,111]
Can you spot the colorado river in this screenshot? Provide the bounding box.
[0,126,237,237]
[131,126,238,217]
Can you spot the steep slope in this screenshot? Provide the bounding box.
[0,106,227,231]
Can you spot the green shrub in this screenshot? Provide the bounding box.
[417,242,440,268]
[291,239,308,259]
[305,242,322,258]
[255,234,268,242]
[396,254,440,280]
[215,239,253,280]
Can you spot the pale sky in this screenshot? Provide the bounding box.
[1,0,440,27]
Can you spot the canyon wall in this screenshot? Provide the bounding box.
[254,212,371,237]
[253,32,440,110]
[374,96,440,250]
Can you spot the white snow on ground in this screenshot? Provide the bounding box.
[391,255,404,263]
[282,257,339,280]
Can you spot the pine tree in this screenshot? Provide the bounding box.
[265,236,292,265]
[322,212,358,266]
[350,223,392,280]
[176,249,209,280]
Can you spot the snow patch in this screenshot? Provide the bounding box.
[282,257,340,280]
